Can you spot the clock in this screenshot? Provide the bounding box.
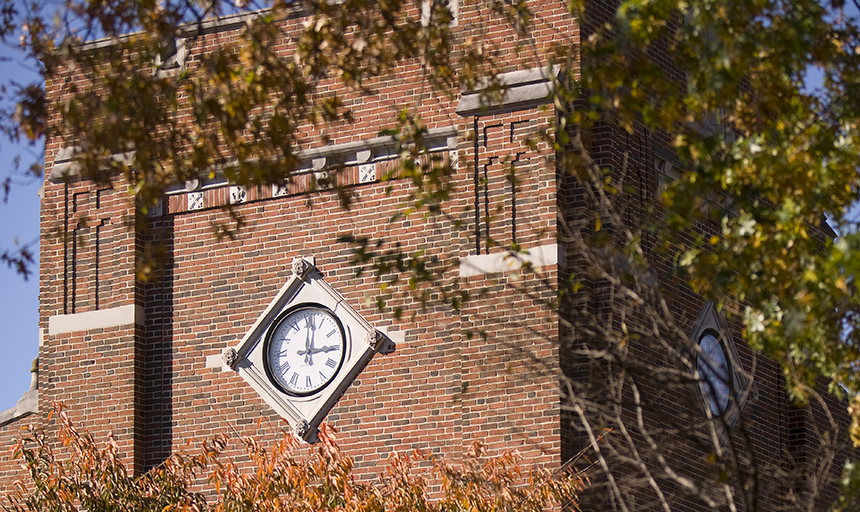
[697,331,730,416]
[264,305,345,396]
[688,302,751,426]
[225,257,396,443]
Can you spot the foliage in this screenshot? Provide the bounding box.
[3,409,584,512]
[2,0,860,507]
[0,243,34,281]
[575,0,860,414]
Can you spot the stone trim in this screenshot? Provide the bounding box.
[0,390,37,427]
[459,243,560,277]
[48,304,144,335]
[155,37,188,78]
[162,126,458,197]
[75,1,379,54]
[297,126,456,163]
[48,147,135,184]
[0,358,38,428]
[456,66,559,117]
[76,8,277,53]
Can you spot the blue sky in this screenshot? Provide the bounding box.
[0,177,39,412]
[0,35,41,412]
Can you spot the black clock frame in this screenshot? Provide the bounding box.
[696,328,732,416]
[262,303,348,397]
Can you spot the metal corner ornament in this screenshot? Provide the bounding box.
[227,257,395,443]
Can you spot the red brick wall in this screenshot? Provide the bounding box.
[25,0,576,485]
[0,418,36,492]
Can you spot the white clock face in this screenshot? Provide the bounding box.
[697,332,730,416]
[264,306,346,396]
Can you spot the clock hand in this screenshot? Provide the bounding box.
[301,320,312,362]
[305,316,318,365]
[306,345,340,355]
[298,345,336,357]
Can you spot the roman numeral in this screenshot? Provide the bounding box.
[326,358,337,368]
[278,361,290,374]
[306,376,312,388]
[319,371,327,381]
[289,373,298,386]
[327,329,336,338]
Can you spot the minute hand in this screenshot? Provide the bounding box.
[302,317,317,365]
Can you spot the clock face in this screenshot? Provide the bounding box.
[697,332,730,416]
[264,305,346,396]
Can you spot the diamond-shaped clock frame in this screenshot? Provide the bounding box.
[224,258,394,443]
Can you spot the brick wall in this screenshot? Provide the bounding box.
[0,0,848,510]
[0,419,35,492]
[25,0,576,482]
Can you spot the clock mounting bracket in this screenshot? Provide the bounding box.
[225,257,395,443]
